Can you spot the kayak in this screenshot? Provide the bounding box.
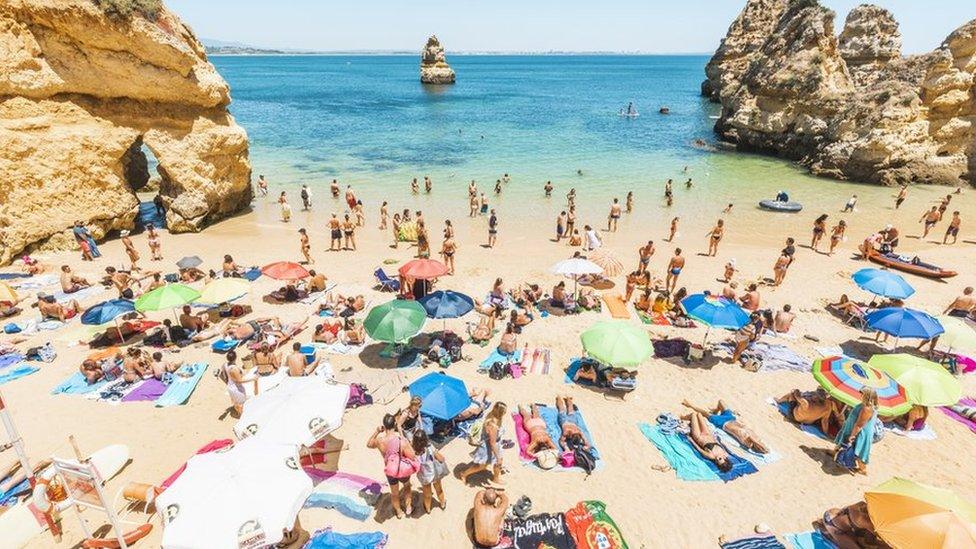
[759,200,803,212]
[868,252,957,279]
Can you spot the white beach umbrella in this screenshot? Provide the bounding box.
[234,377,349,446]
[551,257,603,296]
[157,437,311,549]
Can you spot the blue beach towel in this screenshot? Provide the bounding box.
[479,348,522,370]
[306,528,387,549]
[694,434,758,481]
[304,492,372,522]
[0,354,26,369]
[0,477,30,505]
[785,531,837,549]
[155,363,208,407]
[721,535,786,549]
[537,404,600,461]
[769,398,831,441]
[0,364,40,386]
[242,268,262,282]
[639,423,718,481]
[564,357,596,385]
[51,372,108,395]
[211,339,240,353]
[52,285,105,304]
[0,273,28,281]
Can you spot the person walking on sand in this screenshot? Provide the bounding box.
[668,217,679,242]
[354,200,366,227]
[723,259,737,283]
[637,240,655,274]
[895,184,908,209]
[330,179,340,198]
[566,206,577,240]
[412,430,447,513]
[943,211,961,244]
[342,214,357,251]
[665,248,684,293]
[469,193,479,217]
[608,198,622,232]
[811,214,828,251]
[391,213,401,249]
[584,225,602,251]
[257,175,268,197]
[367,414,417,519]
[566,188,576,209]
[556,211,567,242]
[299,228,313,264]
[379,201,389,230]
[416,221,430,259]
[626,191,634,213]
[441,233,457,275]
[73,221,101,260]
[146,224,163,261]
[920,206,940,238]
[772,253,790,286]
[328,214,342,251]
[460,402,507,485]
[487,209,498,248]
[300,184,311,211]
[345,185,357,211]
[120,230,140,272]
[706,220,724,257]
[829,220,846,255]
[544,181,553,197]
[279,191,291,222]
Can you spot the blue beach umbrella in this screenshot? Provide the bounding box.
[81,299,135,325]
[866,308,944,340]
[852,269,915,300]
[419,291,475,319]
[408,372,471,421]
[680,293,750,344]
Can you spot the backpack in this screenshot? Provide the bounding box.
[488,361,509,380]
[346,383,372,408]
[573,446,597,475]
[467,418,485,446]
[383,437,419,479]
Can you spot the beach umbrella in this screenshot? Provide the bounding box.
[419,290,474,319]
[934,315,976,355]
[235,377,349,446]
[134,284,200,314]
[680,293,750,344]
[852,269,915,300]
[551,257,603,295]
[868,354,961,406]
[580,321,652,369]
[176,256,203,269]
[408,372,471,421]
[866,308,944,340]
[0,282,17,303]
[363,299,427,344]
[588,249,624,277]
[812,356,911,416]
[156,437,312,549]
[261,261,310,281]
[197,278,250,306]
[398,259,448,280]
[81,299,136,343]
[865,477,976,549]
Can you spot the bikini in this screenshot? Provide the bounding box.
[708,409,737,430]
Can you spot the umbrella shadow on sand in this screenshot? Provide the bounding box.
[840,339,926,361]
[798,445,850,476]
[358,342,426,370]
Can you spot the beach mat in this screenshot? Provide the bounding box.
[768,398,831,441]
[884,422,936,440]
[306,528,388,549]
[51,372,108,395]
[0,363,39,386]
[784,531,837,549]
[941,397,976,434]
[86,378,146,404]
[479,348,522,370]
[122,378,169,402]
[638,423,717,481]
[564,358,595,386]
[155,363,208,407]
[53,285,105,304]
[721,535,786,549]
[304,468,382,521]
[714,429,782,466]
[565,500,629,549]
[602,294,630,319]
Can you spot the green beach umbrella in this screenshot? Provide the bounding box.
[868,354,962,407]
[135,284,201,313]
[580,321,652,369]
[363,299,427,344]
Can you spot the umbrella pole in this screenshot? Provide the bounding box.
[115,318,124,344]
[703,326,711,347]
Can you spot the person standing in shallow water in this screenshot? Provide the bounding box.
[607,198,621,232]
[706,220,724,257]
[544,181,553,197]
[487,209,498,248]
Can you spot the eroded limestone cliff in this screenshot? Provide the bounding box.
[706,0,975,187]
[0,0,252,264]
[420,35,456,85]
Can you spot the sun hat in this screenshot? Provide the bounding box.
[535,449,558,470]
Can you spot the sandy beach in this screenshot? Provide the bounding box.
[2,179,975,548]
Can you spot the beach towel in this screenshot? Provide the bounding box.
[86,378,146,404]
[52,285,106,304]
[155,363,208,407]
[0,272,28,281]
[564,500,629,549]
[122,378,169,402]
[941,397,976,434]
[503,512,574,549]
[242,267,262,282]
[518,348,550,375]
[160,439,235,490]
[310,341,365,355]
[698,435,758,482]
[211,338,240,353]
[303,468,383,521]
[513,405,600,472]
[0,363,39,385]
[638,423,718,481]
[306,528,388,549]
[11,274,57,289]
[564,358,594,386]
[51,372,108,395]
[480,348,522,370]
[638,311,672,326]
[714,429,782,466]
[716,341,809,372]
[814,346,844,358]
[784,531,837,549]
[0,353,25,369]
[602,295,630,319]
[721,535,786,549]
[768,398,831,441]
[883,422,937,440]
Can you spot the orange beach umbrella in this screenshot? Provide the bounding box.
[261,262,309,281]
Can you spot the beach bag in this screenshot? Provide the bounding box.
[346,383,372,408]
[488,361,509,380]
[573,447,596,475]
[467,418,485,446]
[419,450,450,484]
[609,376,636,392]
[742,354,763,372]
[3,323,20,334]
[834,444,857,470]
[383,437,419,479]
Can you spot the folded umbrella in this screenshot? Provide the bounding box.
[866,308,944,340]
[868,353,961,406]
[812,356,911,416]
[235,377,348,446]
[852,269,915,300]
[409,372,471,420]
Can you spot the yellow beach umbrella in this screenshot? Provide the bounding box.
[935,315,976,354]
[865,477,976,549]
[197,278,250,306]
[0,282,18,303]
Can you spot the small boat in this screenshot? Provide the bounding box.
[619,109,639,118]
[868,251,957,279]
[759,199,803,213]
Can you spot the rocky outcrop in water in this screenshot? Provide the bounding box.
[707,0,975,187]
[420,35,456,85]
[701,0,786,102]
[0,0,252,265]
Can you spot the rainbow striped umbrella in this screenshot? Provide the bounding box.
[812,356,911,416]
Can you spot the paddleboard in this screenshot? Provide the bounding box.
[0,445,129,549]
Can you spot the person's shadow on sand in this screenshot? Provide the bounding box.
[799,445,849,476]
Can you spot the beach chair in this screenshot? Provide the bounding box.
[374,268,400,292]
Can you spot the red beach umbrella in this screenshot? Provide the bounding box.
[399,259,448,280]
[261,261,310,281]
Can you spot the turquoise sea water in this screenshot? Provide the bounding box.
[211,55,961,238]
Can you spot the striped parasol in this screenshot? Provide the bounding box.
[588,249,624,277]
[812,356,911,416]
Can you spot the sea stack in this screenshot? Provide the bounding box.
[707,0,975,187]
[420,35,456,85]
[0,0,252,265]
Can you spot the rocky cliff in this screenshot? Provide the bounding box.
[701,0,786,102]
[0,0,252,265]
[707,0,975,187]
[420,35,456,85]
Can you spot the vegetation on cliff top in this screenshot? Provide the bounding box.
[93,0,162,19]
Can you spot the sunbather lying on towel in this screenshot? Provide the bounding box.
[815,501,884,549]
[80,355,119,385]
[269,284,307,303]
[320,293,365,317]
[777,389,845,437]
[685,412,733,472]
[221,317,280,342]
[456,388,491,421]
[191,318,233,343]
[881,404,929,432]
[682,400,768,454]
[556,396,591,453]
[313,319,343,344]
[573,359,633,389]
[468,308,497,343]
[342,318,366,345]
[518,404,557,458]
[510,283,543,308]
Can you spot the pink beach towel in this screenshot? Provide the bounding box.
[941,398,976,434]
[512,412,533,461]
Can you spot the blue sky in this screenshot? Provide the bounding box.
[168,0,974,54]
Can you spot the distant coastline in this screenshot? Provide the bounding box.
[203,41,710,57]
